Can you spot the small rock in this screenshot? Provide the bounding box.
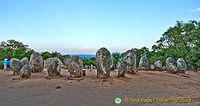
[56,86,61,89]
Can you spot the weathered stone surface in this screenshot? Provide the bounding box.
[162,66,166,70]
[96,47,113,78]
[118,50,137,77]
[177,58,187,73]
[166,57,177,73]
[150,65,155,70]
[20,65,31,78]
[10,58,23,74]
[64,55,71,68]
[21,57,29,66]
[118,60,127,77]
[46,57,61,76]
[154,60,162,70]
[68,56,83,78]
[139,56,149,70]
[124,50,137,74]
[30,52,43,72]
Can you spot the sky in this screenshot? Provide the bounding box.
[0,0,199,55]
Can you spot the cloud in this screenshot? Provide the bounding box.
[190,8,200,12]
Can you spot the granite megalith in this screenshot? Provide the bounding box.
[30,52,43,72]
[96,47,113,78]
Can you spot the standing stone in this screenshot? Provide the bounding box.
[162,66,166,70]
[166,57,177,73]
[68,56,83,78]
[20,65,31,78]
[123,50,137,74]
[30,52,43,72]
[46,57,61,76]
[177,58,187,73]
[154,60,162,70]
[10,58,23,74]
[64,55,71,68]
[139,56,149,70]
[118,60,127,77]
[96,47,113,78]
[150,65,155,70]
[21,57,29,66]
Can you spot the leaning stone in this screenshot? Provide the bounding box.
[20,65,31,78]
[96,47,113,78]
[46,57,61,76]
[138,56,149,70]
[21,57,29,66]
[177,58,187,73]
[10,58,23,74]
[166,57,177,73]
[30,52,43,72]
[68,56,83,78]
[154,60,162,70]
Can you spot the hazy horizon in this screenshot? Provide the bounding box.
[0,0,199,54]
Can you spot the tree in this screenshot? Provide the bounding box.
[153,20,200,70]
[0,39,34,61]
[111,52,122,67]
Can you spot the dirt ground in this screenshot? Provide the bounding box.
[0,69,199,106]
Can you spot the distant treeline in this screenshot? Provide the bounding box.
[0,20,199,70]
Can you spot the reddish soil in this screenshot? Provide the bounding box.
[0,69,199,106]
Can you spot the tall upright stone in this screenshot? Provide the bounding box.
[139,55,149,70]
[21,57,29,66]
[64,54,71,68]
[10,58,23,74]
[96,47,113,78]
[154,60,162,70]
[166,57,177,73]
[123,50,137,74]
[177,58,187,73]
[46,57,61,76]
[30,52,43,72]
[118,60,127,77]
[68,56,83,78]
